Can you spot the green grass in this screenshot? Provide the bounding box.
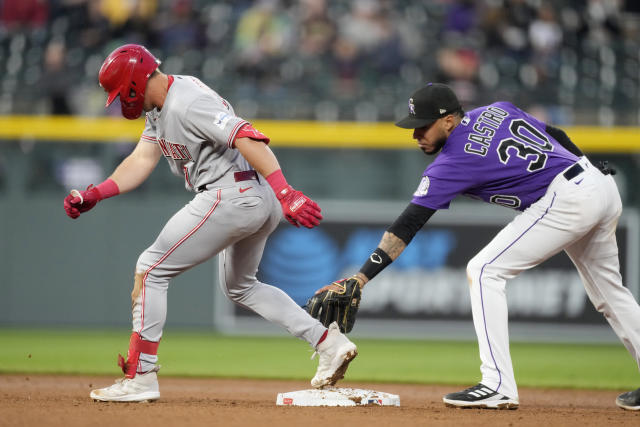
[0,328,637,390]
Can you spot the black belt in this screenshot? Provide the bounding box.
[563,163,584,180]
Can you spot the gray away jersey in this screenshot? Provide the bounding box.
[141,75,253,191]
[411,102,580,211]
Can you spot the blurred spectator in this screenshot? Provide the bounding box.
[233,0,294,73]
[529,4,562,55]
[367,4,406,76]
[481,0,536,56]
[0,0,48,31]
[437,47,479,82]
[48,0,111,49]
[0,0,638,123]
[46,0,155,47]
[39,40,73,115]
[582,0,623,44]
[330,36,360,99]
[435,47,480,106]
[337,0,386,53]
[331,0,408,98]
[528,3,562,78]
[153,0,204,55]
[443,0,476,35]
[297,0,335,58]
[79,0,111,49]
[99,0,156,42]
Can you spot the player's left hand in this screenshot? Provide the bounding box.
[276,185,322,228]
[63,185,101,219]
[305,276,362,333]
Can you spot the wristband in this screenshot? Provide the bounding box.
[265,169,289,199]
[359,247,393,281]
[93,178,120,200]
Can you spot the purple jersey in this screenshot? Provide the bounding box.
[411,102,580,211]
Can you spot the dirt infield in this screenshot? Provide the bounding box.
[1,375,638,427]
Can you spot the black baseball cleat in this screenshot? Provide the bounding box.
[616,387,640,410]
[443,383,519,409]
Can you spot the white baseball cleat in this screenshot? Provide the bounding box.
[443,383,519,409]
[311,322,358,389]
[90,367,160,402]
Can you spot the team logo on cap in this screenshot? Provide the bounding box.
[409,98,416,115]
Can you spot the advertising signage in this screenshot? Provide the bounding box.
[244,205,638,326]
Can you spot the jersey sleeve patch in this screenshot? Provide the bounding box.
[413,176,430,196]
[214,111,231,130]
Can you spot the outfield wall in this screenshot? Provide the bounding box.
[0,117,638,341]
[1,116,639,152]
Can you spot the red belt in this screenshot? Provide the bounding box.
[234,170,259,182]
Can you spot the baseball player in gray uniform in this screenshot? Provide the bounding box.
[63,44,357,402]
[315,83,640,410]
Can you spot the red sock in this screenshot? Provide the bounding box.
[316,329,328,347]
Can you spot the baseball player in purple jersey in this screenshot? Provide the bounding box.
[315,83,640,410]
[62,44,357,402]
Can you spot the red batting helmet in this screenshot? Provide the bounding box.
[98,44,160,120]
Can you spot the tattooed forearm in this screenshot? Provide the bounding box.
[379,231,407,260]
[353,232,407,288]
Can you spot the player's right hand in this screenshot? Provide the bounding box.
[63,185,101,219]
[276,185,323,228]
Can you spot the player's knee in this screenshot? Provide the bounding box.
[133,256,162,293]
[132,271,145,302]
[224,280,257,303]
[225,287,246,303]
[466,256,485,285]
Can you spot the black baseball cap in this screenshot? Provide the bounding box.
[395,83,461,129]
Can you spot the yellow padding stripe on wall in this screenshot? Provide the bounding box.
[0,116,638,152]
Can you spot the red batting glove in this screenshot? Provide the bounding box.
[277,185,323,228]
[64,185,101,219]
[63,179,120,219]
[266,169,323,229]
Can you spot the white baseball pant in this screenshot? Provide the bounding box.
[467,157,640,400]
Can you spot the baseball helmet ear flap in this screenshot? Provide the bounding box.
[98,44,160,120]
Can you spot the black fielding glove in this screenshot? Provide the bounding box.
[305,277,362,333]
[595,160,617,176]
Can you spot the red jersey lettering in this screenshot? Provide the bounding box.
[158,138,193,160]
